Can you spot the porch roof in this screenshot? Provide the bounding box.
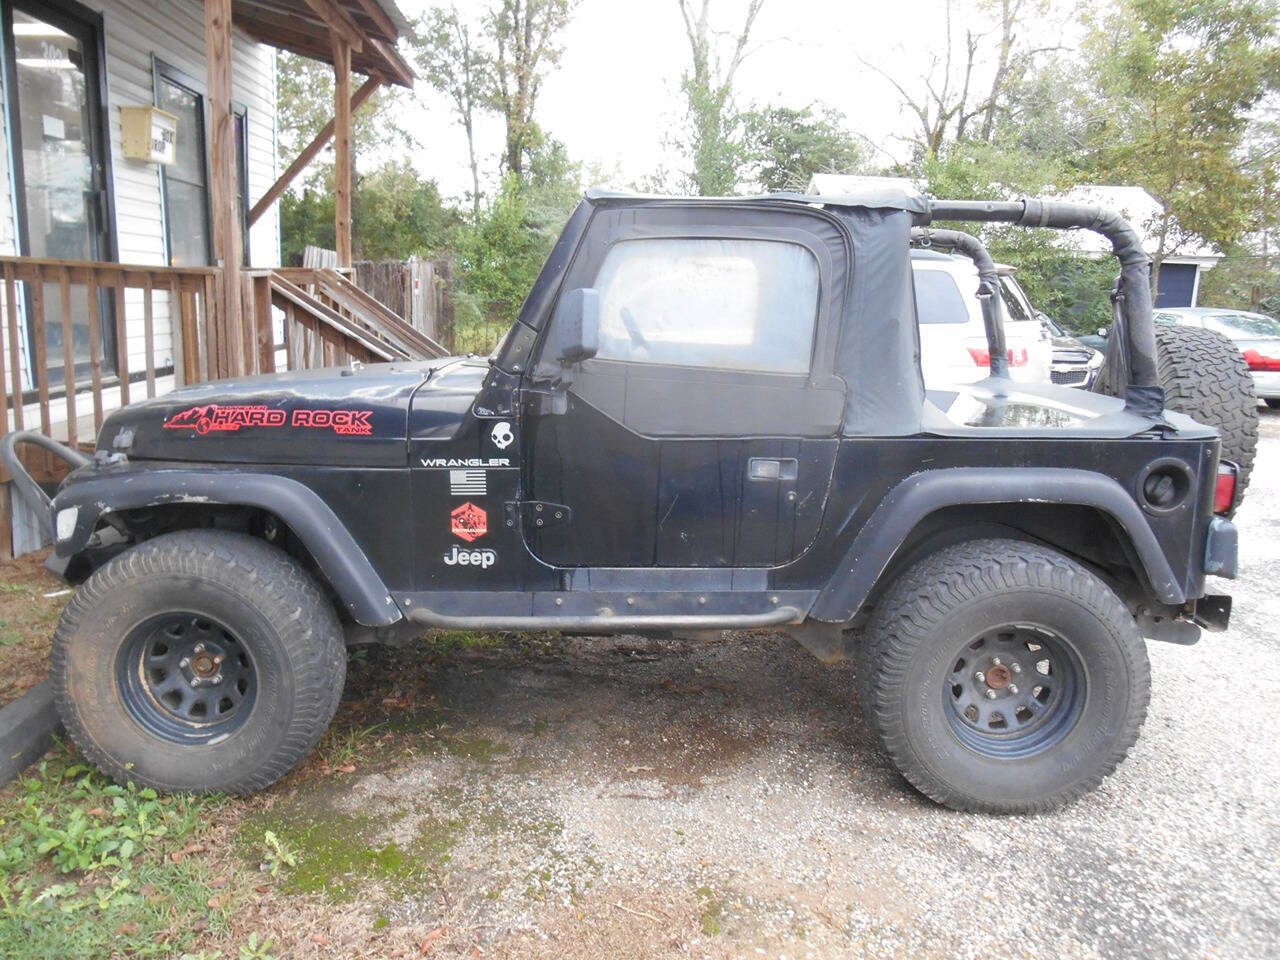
[232,0,414,87]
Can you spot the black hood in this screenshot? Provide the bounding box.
[101,357,480,467]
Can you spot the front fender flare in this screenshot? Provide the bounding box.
[809,467,1184,623]
[51,467,402,626]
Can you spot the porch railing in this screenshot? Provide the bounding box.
[0,256,218,451]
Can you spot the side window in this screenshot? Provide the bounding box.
[591,238,819,374]
[914,269,969,324]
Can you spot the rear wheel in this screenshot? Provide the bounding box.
[857,539,1150,814]
[52,530,346,794]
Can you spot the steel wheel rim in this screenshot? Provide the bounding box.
[943,624,1085,759]
[116,612,257,744]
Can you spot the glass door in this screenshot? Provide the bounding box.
[2,0,115,385]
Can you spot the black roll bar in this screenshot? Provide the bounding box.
[909,227,1010,379]
[0,431,92,541]
[919,199,1163,418]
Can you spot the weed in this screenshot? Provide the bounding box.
[695,885,723,936]
[260,830,296,877]
[0,751,228,959]
[238,932,276,959]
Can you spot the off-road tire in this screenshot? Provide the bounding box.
[856,539,1150,814]
[52,530,346,794]
[1152,326,1257,505]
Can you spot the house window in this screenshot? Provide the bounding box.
[154,60,211,266]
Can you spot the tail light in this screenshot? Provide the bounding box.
[1214,461,1238,515]
[1242,348,1280,372]
[968,346,1030,367]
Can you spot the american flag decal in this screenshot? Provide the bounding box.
[449,470,487,496]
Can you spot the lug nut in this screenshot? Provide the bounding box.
[213,654,224,665]
[1011,662,1022,674]
[991,656,1002,666]
[1008,684,1019,694]
[974,671,986,683]
[211,674,223,685]
[194,643,206,654]
[985,689,997,700]
[190,677,202,687]
[179,657,190,668]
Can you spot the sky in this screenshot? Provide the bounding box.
[387,0,1080,204]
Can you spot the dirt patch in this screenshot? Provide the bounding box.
[0,548,68,706]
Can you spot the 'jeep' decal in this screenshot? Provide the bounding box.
[165,404,372,436]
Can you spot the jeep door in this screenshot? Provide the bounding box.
[520,204,847,568]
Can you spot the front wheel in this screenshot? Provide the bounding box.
[52,530,347,794]
[857,539,1150,814]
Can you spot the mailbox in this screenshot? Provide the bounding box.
[121,106,178,164]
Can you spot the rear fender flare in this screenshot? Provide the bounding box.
[50,469,402,626]
[809,467,1184,622]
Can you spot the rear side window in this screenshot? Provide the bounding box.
[914,269,969,324]
[592,237,819,374]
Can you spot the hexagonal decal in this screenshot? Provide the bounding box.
[450,501,488,542]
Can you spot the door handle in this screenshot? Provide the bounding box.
[748,458,797,481]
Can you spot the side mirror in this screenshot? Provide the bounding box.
[553,288,599,364]
[1098,327,1109,338]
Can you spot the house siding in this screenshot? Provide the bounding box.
[0,0,279,409]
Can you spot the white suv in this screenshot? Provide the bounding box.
[912,250,1051,386]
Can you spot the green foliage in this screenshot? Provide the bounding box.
[488,0,577,177]
[279,169,335,265]
[0,754,226,959]
[452,136,581,348]
[411,5,492,217]
[353,160,462,261]
[279,162,461,264]
[1080,0,1280,263]
[259,831,296,878]
[275,52,410,162]
[741,104,864,192]
[1198,251,1280,317]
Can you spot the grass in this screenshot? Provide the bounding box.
[0,749,246,959]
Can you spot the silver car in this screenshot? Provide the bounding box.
[1154,307,1280,407]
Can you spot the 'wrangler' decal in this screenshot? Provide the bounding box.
[164,404,372,436]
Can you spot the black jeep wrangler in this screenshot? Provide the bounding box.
[4,189,1244,814]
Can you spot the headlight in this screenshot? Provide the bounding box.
[1087,350,1104,370]
[55,506,79,541]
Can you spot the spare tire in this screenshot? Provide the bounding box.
[1152,325,1258,504]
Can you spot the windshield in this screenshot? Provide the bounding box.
[1040,313,1064,337]
[1202,312,1280,340]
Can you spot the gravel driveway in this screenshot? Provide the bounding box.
[281,408,1280,960]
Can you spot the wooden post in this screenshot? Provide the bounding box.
[332,35,353,268]
[205,0,243,378]
[247,77,378,227]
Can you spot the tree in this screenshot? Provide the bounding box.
[860,0,1050,159]
[279,161,460,264]
[488,0,576,179]
[740,105,864,192]
[676,0,766,195]
[274,52,408,164]
[353,160,462,261]
[412,6,492,220]
[1080,0,1280,289]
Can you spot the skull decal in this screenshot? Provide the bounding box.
[490,421,514,449]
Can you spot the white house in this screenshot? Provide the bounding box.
[0,0,419,556]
